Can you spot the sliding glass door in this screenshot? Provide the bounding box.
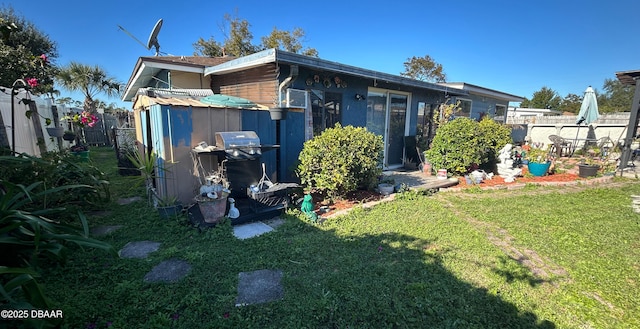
[366,88,410,168]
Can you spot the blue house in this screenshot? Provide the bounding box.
[122,48,522,203]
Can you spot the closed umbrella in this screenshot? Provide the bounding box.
[573,86,599,154]
[576,86,599,125]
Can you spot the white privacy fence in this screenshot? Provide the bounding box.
[508,113,637,149]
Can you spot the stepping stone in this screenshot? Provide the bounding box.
[143,259,191,283]
[117,196,143,205]
[118,241,161,259]
[90,225,123,237]
[233,222,274,240]
[236,269,283,306]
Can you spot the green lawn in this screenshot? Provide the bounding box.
[39,147,640,328]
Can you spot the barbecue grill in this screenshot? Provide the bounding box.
[215,131,262,160]
[189,130,296,226]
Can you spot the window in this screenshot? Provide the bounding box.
[311,90,342,136]
[495,104,507,122]
[455,98,472,117]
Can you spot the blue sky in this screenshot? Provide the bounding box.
[5,0,639,108]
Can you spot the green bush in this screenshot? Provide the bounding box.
[297,124,383,198]
[478,117,512,169]
[424,117,512,175]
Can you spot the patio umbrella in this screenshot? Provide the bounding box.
[576,86,599,125]
[573,86,599,154]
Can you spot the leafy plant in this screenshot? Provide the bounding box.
[0,180,115,327]
[425,117,485,175]
[526,147,552,164]
[0,152,110,211]
[478,117,512,167]
[297,124,383,198]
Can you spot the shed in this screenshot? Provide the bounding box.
[132,88,281,205]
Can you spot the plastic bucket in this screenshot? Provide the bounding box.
[527,161,550,177]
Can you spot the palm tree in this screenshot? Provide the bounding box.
[56,62,121,113]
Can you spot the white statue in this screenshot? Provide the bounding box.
[498,143,513,165]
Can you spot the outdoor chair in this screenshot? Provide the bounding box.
[548,135,573,157]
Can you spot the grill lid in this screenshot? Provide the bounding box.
[215,131,262,158]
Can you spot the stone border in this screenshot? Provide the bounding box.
[440,175,614,192]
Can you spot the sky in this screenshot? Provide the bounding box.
[5,0,640,109]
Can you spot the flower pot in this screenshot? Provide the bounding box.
[527,161,551,177]
[72,150,90,162]
[268,107,287,120]
[158,204,182,219]
[63,133,76,141]
[197,196,228,223]
[578,164,600,178]
[46,127,65,137]
[378,183,394,195]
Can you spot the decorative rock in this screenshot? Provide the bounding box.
[118,241,161,259]
[236,269,283,306]
[143,259,191,283]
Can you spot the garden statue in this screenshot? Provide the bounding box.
[300,194,318,223]
[496,143,522,182]
[227,198,239,219]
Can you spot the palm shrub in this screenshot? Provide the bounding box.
[425,117,511,175]
[297,124,383,198]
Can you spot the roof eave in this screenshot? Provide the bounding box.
[441,82,524,102]
[122,57,207,102]
[204,48,466,95]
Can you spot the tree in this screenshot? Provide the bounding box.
[56,62,121,114]
[193,36,224,57]
[559,93,582,114]
[261,27,318,57]
[520,86,561,110]
[0,6,58,94]
[193,12,317,57]
[400,55,446,83]
[597,78,634,113]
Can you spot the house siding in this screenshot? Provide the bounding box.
[211,64,278,106]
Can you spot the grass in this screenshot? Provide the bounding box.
[37,147,640,328]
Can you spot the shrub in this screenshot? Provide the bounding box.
[297,124,383,198]
[478,117,512,170]
[425,117,511,175]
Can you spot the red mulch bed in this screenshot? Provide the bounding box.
[309,163,589,217]
[311,189,385,217]
[457,172,582,188]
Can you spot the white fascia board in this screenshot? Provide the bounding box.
[204,49,277,76]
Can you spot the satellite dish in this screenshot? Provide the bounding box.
[147,19,163,56]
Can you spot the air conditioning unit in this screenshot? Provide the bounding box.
[280,88,308,109]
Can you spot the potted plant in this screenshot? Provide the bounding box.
[577,147,602,178]
[70,143,90,161]
[46,125,65,137]
[525,146,553,177]
[62,130,76,141]
[156,195,182,219]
